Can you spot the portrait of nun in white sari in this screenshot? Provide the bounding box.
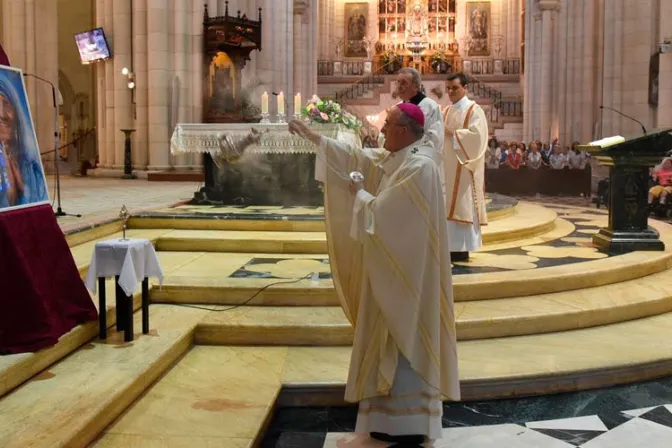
[0,65,49,211]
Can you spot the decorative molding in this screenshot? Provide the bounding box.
[538,0,561,12]
[294,0,310,15]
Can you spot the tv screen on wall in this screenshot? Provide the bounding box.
[74,28,111,64]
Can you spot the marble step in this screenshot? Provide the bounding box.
[150,203,558,253]
[0,250,205,401]
[153,248,672,303]
[94,312,672,446]
[278,310,672,402]
[0,305,208,448]
[193,270,672,344]
[0,279,143,399]
[92,346,282,448]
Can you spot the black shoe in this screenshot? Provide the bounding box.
[450,251,469,262]
[388,443,425,448]
[370,432,425,444]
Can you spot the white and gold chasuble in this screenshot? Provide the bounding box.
[315,136,460,439]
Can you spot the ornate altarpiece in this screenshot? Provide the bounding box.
[203,2,262,123]
[376,0,459,73]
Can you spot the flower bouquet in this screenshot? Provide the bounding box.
[301,95,363,132]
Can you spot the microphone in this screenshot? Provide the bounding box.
[599,105,647,135]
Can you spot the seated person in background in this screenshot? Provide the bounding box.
[649,157,672,205]
[549,146,566,170]
[506,141,522,169]
[526,141,542,169]
[540,142,551,164]
[499,142,509,165]
[486,138,502,169]
[567,142,587,169]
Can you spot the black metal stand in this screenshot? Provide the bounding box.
[593,164,665,253]
[121,129,137,180]
[23,73,80,218]
[98,276,150,342]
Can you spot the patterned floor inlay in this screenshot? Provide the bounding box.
[261,377,672,447]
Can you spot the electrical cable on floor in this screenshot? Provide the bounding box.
[170,273,315,313]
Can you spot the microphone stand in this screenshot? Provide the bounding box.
[599,105,647,135]
[23,73,80,218]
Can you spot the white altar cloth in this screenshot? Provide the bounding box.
[85,238,164,297]
[170,123,360,156]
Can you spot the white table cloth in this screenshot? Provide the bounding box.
[85,238,164,296]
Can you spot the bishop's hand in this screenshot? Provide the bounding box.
[288,119,321,146]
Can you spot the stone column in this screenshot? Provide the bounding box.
[611,0,623,133]
[522,0,532,142]
[147,0,171,170]
[539,1,558,143]
[310,0,319,96]
[173,0,190,170]
[104,0,115,168]
[95,0,107,168]
[293,5,304,116]
[112,0,132,169]
[532,11,542,140]
[581,0,596,142]
[555,0,567,142]
[601,0,614,137]
[189,1,204,168]
[133,0,149,169]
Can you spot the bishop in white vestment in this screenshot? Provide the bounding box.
[288,104,460,445]
[442,73,489,262]
[396,68,446,194]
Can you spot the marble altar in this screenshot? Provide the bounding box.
[170,123,360,206]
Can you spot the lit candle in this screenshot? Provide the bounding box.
[294,93,302,116]
[277,91,285,114]
[261,91,269,114]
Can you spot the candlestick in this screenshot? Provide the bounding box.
[261,91,269,114]
[294,93,302,117]
[277,92,285,114]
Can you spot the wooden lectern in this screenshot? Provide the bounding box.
[579,129,672,253]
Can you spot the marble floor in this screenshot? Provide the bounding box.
[263,377,672,447]
[47,175,198,232]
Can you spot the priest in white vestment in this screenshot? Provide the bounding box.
[288,104,460,445]
[442,73,489,262]
[396,68,446,195]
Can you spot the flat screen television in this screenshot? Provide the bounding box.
[74,28,111,64]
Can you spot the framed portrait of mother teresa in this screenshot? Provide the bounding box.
[0,64,49,213]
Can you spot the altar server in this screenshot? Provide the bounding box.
[288,104,459,445]
[396,67,446,193]
[442,72,489,262]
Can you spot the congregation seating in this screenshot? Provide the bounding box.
[485,165,592,197]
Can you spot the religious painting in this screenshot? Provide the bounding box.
[438,0,448,12]
[466,1,491,56]
[379,17,386,33]
[438,16,447,33]
[379,0,386,14]
[398,0,406,13]
[429,0,438,12]
[387,0,396,13]
[0,65,49,213]
[387,17,397,33]
[344,3,368,58]
[428,18,437,34]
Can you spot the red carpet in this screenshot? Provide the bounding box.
[0,204,97,354]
